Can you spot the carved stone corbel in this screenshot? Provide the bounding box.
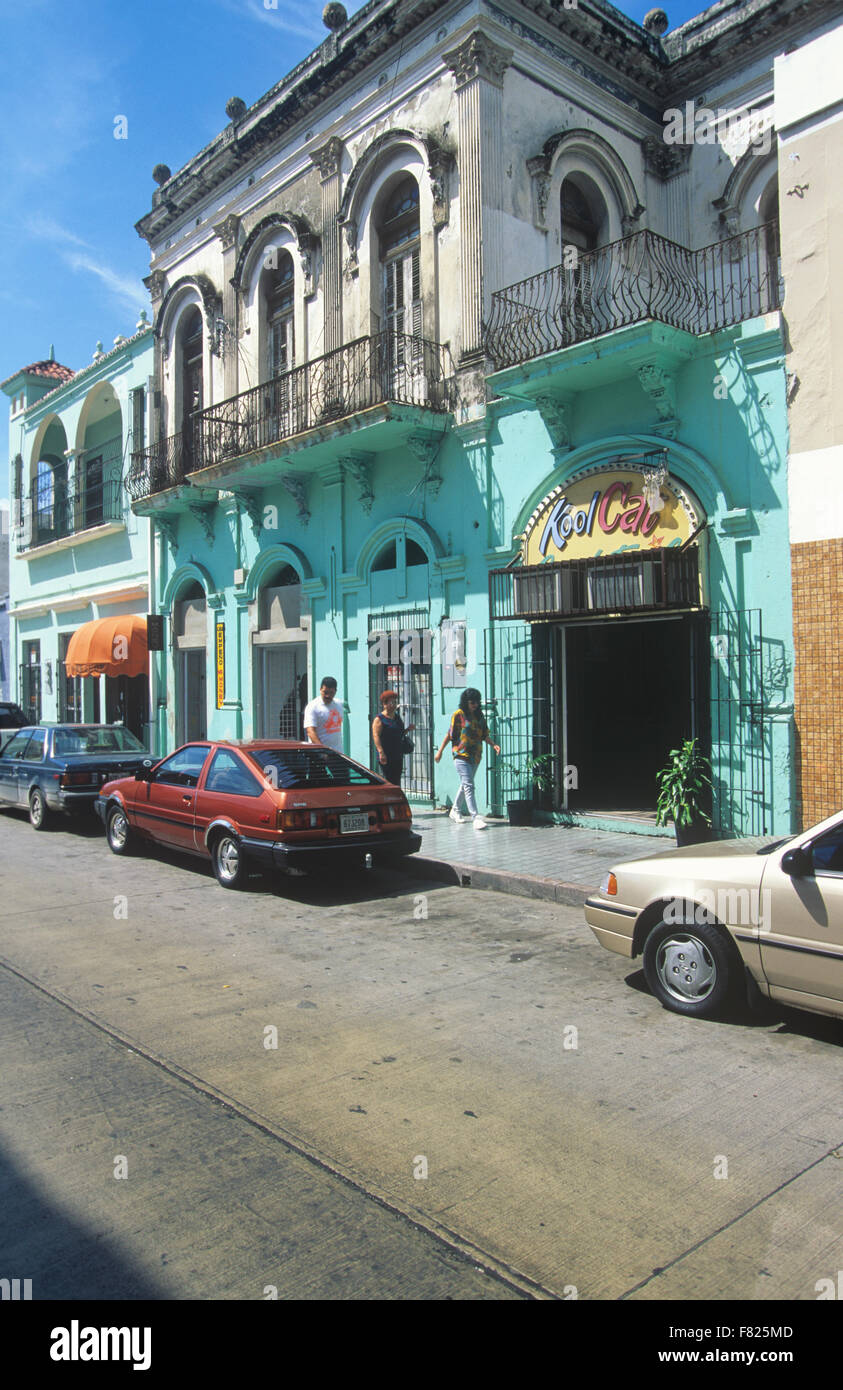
[188,502,217,548]
[340,218,358,278]
[407,434,443,497]
[282,473,310,524]
[527,155,552,232]
[429,150,452,230]
[535,395,573,453]
[637,364,679,438]
[155,516,179,552]
[340,453,374,513]
[231,488,264,541]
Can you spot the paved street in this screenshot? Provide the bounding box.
[0,810,841,1301]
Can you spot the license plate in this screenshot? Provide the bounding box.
[340,813,369,835]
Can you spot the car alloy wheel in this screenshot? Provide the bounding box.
[107,805,131,855]
[642,918,738,1020]
[29,788,48,830]
[212,832,245,889]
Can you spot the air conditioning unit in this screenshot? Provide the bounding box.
[588,560,656,611]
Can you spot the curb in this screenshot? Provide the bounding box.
[401,853,594,906]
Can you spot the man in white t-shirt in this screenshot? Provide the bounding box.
[302,676,344,753]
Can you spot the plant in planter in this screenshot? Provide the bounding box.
[655,739,712,846]
[500,753,556,826]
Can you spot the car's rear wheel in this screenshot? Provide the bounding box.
[106,804,132,855]
[642,918,739,1019]
[29,788,49,831]
[211,831,246,890]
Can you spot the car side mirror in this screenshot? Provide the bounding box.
[781,847,812,878]
[135,760,154,782]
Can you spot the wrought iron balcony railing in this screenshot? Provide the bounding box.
[194,331,455,473]
[17,473,124,552]
[490,546,701,622]
[485,224,782,371]
[126,430,192,503]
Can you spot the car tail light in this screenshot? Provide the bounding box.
[61,771,94,787]
[379,802,412,823]
[601,872,618,896]
[277,809,328,830]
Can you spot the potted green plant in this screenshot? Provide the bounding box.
[655,738,713,846]
[500,753,556,826]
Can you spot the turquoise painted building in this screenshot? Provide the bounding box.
[3,327,155,741]
[127,0,801,836]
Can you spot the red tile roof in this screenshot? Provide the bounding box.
[20,360,75,383]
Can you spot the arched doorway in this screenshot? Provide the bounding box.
[174,582,207,743]
[253,565,308,738]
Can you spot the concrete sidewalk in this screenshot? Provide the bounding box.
[407,810,669,905]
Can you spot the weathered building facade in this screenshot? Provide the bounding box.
[131,0,841,831]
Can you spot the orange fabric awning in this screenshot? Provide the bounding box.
[64,614,149,679]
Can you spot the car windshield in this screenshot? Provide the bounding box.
[53,727,146,756]
[248,747,382,789]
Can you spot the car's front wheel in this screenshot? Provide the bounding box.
[29,787,49,831]
[106,804,132,855]
[642,918,739,1019]
[211,831,246,890]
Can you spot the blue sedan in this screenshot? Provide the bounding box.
[0,724,149,830]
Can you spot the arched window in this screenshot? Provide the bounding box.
[179,308,203,466]
[33,457,66,543]
[561,174,605,254]
[379,177,422,343]
[262,253,295,380]
[372,540,397,572]
[406,538,429,567]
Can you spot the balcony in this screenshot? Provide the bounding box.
[485,224,782,372]
[490,546,701,622]
[17,474,124,553]
[126,430,192,504]
[193,331,454,477]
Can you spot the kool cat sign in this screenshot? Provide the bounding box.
[522,466,701,565]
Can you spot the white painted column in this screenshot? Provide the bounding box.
[311,138,344,355]
[443,31,512,359]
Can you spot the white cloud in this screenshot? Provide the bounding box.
[64,253,147,316]
[212,0,324,43]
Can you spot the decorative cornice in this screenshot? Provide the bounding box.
[443,31,513,91]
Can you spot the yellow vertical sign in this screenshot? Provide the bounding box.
[215,622,225,708]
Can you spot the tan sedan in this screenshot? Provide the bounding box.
[585,811,843,1021]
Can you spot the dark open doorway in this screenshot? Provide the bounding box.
[563,616,695,812]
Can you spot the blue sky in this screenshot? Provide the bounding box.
[0,0,707,490]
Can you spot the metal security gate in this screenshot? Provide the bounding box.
[368,608,433,800]
[480,624,552,815]
[710,608,767,836]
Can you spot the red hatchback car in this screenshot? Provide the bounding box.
[95,740,422,889]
